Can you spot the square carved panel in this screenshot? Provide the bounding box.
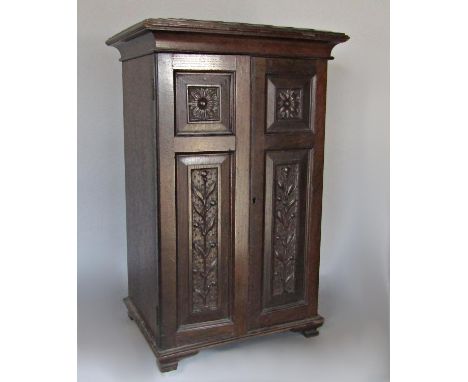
[266,75,315,133]
[276,88,303,120]
[187,86,221,122]
[176,72,233,135]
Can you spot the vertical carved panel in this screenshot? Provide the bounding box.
[191,168,219,312]
[176,154,232,330]
[262,150,310,311]
[272,164,299,296]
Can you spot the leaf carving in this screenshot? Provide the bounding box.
[192,186,204,202]
[272,164,299,296]
[191,167,219,312]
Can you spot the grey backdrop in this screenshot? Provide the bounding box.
[78,0,389,381]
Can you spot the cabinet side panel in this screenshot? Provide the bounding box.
[122,54,159,338]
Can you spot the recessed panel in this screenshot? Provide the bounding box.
[175,72,233,135]
[187,85,221,123]
[262,149,311,311]
[176,153,233,329]
[266,75,315,133]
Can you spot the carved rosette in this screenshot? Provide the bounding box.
[191,168,219,312]
[276,88,302,120]
[187,86,221,122]
[272,164,299,295]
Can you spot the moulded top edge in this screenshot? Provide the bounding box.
[105,18,350,46]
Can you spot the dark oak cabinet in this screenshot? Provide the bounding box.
[107,18,348,373]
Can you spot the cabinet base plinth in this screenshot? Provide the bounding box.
[124,297,199,373]
[124,296,324,372]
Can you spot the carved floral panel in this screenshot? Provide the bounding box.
[177,153,231,329]
[272,163,299,296]
[187,86,221,123]
[276,88,303,120]
[191,167,219,312]
[266,75,314,132]
[175,72,232,135]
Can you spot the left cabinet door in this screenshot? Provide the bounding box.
[157,54,251,348]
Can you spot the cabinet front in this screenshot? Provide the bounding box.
[248,57,326,330]
[157,54,326,346]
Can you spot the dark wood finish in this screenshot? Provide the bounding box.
[262,149,310,309]
[175,153,235,345]
[151,32,337,60]
[156,54,248,352]
[121,54,159,340]
[249,58,320,330]
[157,53,177,351]
[108,19,347,373]
[290,318,325,338]
[175,72,234,135]
[106,18,349,61]
[106,18,349,46]
[266,73,315,133]
[232,56,251,337]
[124,297,199,372]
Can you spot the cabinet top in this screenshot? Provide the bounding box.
[106,18,349,61]
[106,18,348,45]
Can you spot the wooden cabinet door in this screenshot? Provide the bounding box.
[248,57,327,330]
[157,54,250,348]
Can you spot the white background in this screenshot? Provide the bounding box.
[8,1,468,382]
[76,0,389,381]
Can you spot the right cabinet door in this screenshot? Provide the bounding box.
[248,57,327,330]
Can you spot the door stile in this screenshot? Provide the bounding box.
[233,56,251,336]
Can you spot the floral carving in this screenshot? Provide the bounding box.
[276,88,302,120]
[187,86,221,122]
[191,168,219,312]
[272,164,299,295]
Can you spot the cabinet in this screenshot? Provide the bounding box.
[106,18,348,373]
